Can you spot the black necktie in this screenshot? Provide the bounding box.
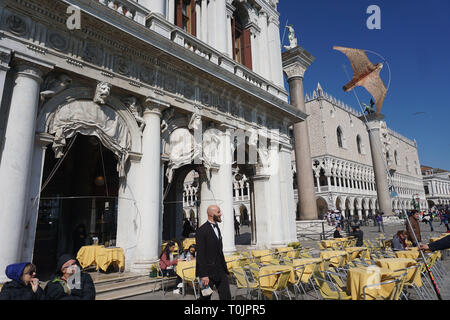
[211,223,221,239]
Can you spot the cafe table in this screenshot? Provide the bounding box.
[394,248,420,259]
[345,247,370,260]
[176,260,196,281]
[258,265,296,288]
[320,250,349,267]
[346,266,395,300]
[95,247,125,272]
[77,245,104,269]
[320,238,348,249]
[374,258,421,286]
[291,258,322,283]
[251,250,273,263]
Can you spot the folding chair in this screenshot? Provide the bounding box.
[362,271,407,300]
[231,266,259,300]
[311,269,351,300]
[181,265,199,299]
[258,270,292,300]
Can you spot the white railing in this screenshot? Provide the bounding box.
[96,0,148,25]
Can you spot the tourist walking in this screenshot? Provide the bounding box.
[234,216,240,236]
[406,211,422,247]
[422,211,434,232]
[44,254,95,300]
[196,205,231,300]
[0,263,44,300]
[376,212,385,233]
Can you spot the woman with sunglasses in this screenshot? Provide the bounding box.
[44,254,95,300]
[0,263,44,300]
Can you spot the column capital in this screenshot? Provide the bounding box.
[12,52,54,83]
[0,46,12,71]
[282,47,315,82]
[143,97,170,116]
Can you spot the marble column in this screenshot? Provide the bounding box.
[225,6,234,58]
[215,0,228,55]
[258,11,271,81]
[249,27,260,74]
[267,15,284,86]
[252,174,271,248]
[363,114,393,216]
[167,0,175,23]
[201,0,208,43]
[0,47,11,108]
[140,0,166,16]
[279,144,297,243]
[282,47,318,221]
[0,61,47,282]
[131,98,168,273]
[267,139,285,246]
[207,0,216,48]
[21,133,53,262]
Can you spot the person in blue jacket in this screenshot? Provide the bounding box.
[0,262,44,300]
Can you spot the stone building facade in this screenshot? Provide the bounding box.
[0,0,303,281]
[422,166,450,208]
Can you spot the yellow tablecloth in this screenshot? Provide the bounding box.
[292,258,322,282]
[375,258,421,287]
[258,265,296,288]
[182,238,196,250]
[225,255,242,272]
[320,250,348,267]
[176,260,196,281]
[345,247,370,260]
[95,247,125,272]
[320,238,349,249]
[275,247,294,254]
[76,245,104,269]
[251,250,273,263]
[395,248,420,259]
[347,266,395,300]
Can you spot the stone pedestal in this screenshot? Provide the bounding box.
[282,47,318,221]
[363,113,393,216]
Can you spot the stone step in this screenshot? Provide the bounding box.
[92,272,148,287]
[96,277,178,300]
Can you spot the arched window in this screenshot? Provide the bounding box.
[337,127,343,148]
[231,2,252,69]
[175,0,196,36]
[356,135,362,154]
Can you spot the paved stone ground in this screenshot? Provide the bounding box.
[124,220,450,300]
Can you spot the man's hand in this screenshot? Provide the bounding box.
[201,277,209,287]
[31,278,39,293]
[419,244,430,251]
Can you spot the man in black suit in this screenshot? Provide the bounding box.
[195,205,231,300]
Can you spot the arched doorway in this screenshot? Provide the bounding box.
[33,135,119,279]
[316,197,329,219]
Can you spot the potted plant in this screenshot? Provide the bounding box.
[149,264,158,278]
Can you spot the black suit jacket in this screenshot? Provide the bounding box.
[195,221,228,279]
[429,235,450,252]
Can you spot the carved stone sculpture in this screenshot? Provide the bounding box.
[94,81,112,105]
[122,96,146,132]
[40,74,72,103]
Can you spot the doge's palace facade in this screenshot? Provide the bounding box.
[0,0,306,281]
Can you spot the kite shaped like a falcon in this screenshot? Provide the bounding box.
[333,46,387,115]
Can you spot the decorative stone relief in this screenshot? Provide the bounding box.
[122,96,146,132]
[114,55,131,76]
[6,14,28,36]
[82,42,101,65]
[48,32,68,52]
[40,73,73,103]
[93,81,112,105]
[161,107,175,133]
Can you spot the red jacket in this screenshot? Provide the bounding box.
[159,253,178,270]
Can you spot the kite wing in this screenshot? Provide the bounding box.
[333,45,387,114]
[358,68,387,114]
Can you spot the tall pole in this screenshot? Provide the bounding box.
[282,47,318,220]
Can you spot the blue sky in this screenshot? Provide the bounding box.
[278,0,450,170]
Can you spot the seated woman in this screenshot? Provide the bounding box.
[159,241,184,295]
[180,244,196,261]
[0,263,44,300]
[391,230,408,251]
